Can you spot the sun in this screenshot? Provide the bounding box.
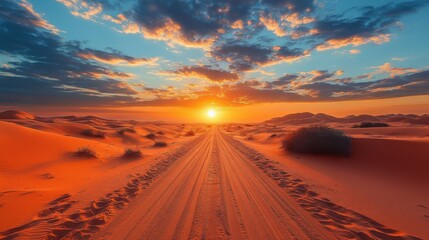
[207,109,216,118]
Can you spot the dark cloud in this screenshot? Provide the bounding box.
[313,0,428,50]
[0,0,139,106]
[262,0,314,12]
[211,43,307,71]
[294,70,429,100]
[132,0,224,47]
[270,74,300,87]
[0,0,59,34]
[310,70,338,82]
[171,65,239,82]
[0,76,135,106]
[77,48,157,66]
[130,0,317,48]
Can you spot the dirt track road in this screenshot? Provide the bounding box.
[94,128,332,240]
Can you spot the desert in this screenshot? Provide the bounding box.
[1,110,428,239]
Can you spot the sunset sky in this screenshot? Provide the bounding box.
[0,0,428,122]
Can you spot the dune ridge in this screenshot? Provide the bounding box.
[263,112,429,125]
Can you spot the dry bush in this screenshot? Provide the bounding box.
[282,126,351,156]
[81,129,105,138]
[75,147,97,158]
[145,133,156,139]
[117,128,136,135]
[184,130,195,136]
[153,141,167,147]
[122,148,142,159]
[352,122,389,128]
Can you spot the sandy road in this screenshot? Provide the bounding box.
[94,128,333,240]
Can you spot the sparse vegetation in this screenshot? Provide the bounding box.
[282,126,351,156]
[81,129,105,138]
[122,148,142,159]
[117,128,136,135]
[153,141,167,147]
[185,130,195,136]
[352,122,389,128]
[74,147,97,158]
[269,133,278,138]
[145,133,156,139]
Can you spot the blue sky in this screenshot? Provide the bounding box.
[0,0,428,110]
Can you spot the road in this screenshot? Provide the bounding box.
[94,127,333,240]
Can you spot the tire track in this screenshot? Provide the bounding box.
[0,134,205,240]
[223,130,422,240]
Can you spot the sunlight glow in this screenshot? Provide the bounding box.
[207,109,216,118]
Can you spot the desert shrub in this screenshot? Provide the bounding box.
[122,148,142,159]
[157,131,165,135]
[153,141,167,147]
[185,130,195,136]
[352,122,389,128]
[117,128,136,135]
[81,129,105,138]
[75,147,97,158]
[145,133,156,139]
[269,133,278,138]
[282,126,351,156]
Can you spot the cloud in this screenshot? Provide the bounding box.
[0,0,60,34]
[211,43,308,71]
[313,0,428,51]
[260,14,287,37]
[122,23,140,34]
[371,63,420,77]
[168,65,239,82]
[316,35,390,51]
[270,74,300,87]
[57,0,103,21]
[77,49,158,66]
[128,0,316,49]
[2,0,429,108]
[281,13,315,28]
[0,0,141,106]
[131,0,225,48]
[349,49,361,54]
[103,13,126,24]
[291,69,429,100]
[262,0,315,13]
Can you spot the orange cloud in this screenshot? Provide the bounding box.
[57,0,102,21]
[372,63,420,77]
[231,20,244,29]
[281,13,315,28]
[164,65,239,83]
[78,52,158,66]
[103,13,126,24]
[139,19,216,49]
[349,49,361,54]
[122,23,140,34]
[316,34,391,51]
[260,14,287,37]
